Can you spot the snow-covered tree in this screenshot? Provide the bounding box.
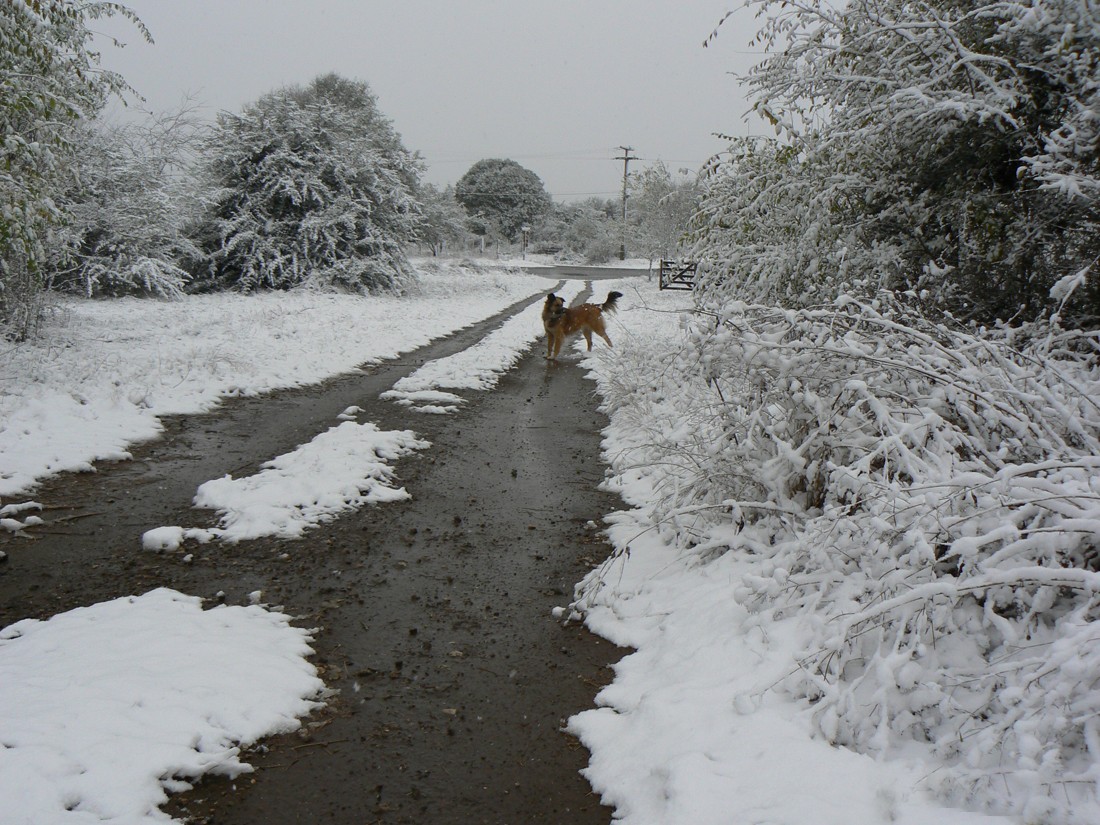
[48,108,206,298]
[0,0,147,336]
[694,0,1100,326]
[193,73,423,293]
[415,183,470,256]
[454,158,552,242]
[628,161,699,264]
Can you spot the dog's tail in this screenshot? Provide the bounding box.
[602,291,623,314]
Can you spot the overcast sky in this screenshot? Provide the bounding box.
[95,1,765,202]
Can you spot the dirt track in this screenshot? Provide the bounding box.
[0,284,625,824]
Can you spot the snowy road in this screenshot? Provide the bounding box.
[0,283,621,824]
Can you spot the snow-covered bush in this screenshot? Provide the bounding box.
[694,0,1100,326]
[688,137,875,309]
[192,73,422,293]
[47,112,206,298]
[581,292,1100,821]
[581,2,1100,819]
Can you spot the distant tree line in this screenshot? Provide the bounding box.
[447,156,698,265]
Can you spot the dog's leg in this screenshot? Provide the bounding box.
[583,329,593,351]
[597,329,613,348]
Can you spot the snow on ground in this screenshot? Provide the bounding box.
[143,421,429,550]
[381,280,585,412]
[0,260,551,499]
[566,277,1018,825]
[0,588,324,825]
[2,265,1036,824]
[0,259,561,823]
[142,280,588,548]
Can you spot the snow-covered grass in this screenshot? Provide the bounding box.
[0,260,550,499]
[570,279,1100,824]
[0,588,324,824]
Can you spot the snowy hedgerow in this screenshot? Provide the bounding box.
[1011,1,1100,203]
[687,137,875,310]
[695,0,1100,326]
[581,292,1100,821]
[192,73,423,293]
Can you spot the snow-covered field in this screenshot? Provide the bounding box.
[2,261,1093,824]
[0,260,551,499]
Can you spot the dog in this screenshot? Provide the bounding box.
[542,291,622,360]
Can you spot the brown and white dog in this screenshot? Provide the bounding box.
[542,291,622,360]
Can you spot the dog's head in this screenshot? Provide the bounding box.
[543,293,566,320]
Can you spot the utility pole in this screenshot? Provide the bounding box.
[615,146,635,260]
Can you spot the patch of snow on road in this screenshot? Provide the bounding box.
[145,421,428,548]
[0,501,43,535]
[0,588,323,825]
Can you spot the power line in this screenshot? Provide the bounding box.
[550,191,620,198]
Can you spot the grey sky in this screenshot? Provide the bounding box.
[96,1,764,202]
